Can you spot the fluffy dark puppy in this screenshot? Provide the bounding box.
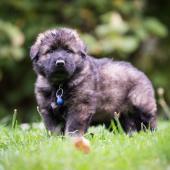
[30,27,157,136]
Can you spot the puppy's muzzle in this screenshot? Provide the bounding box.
[56,60,65,67]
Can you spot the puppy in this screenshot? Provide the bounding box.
[30,27,157,137]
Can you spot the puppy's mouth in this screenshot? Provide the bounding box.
[49,68,69,82]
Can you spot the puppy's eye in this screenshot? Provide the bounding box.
[65,48,74,54]
[47,49,54,54]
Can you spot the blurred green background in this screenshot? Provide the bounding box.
[0,0,169,124]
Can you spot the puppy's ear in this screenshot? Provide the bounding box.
[30,33,44,61]
[80,50,87,59]
[80,44,87,59]
[30,44,39,61]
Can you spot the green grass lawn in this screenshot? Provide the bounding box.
[0,121,170,170]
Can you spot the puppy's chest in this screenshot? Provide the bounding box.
[49,89,65,108]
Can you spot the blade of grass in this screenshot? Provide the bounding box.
[12,109,18,129]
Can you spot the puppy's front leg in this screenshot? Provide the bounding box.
[65,108,92,153]
[40,108,62,134]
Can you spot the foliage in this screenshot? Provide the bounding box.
[0,0,169,122]
[0,122,170,170]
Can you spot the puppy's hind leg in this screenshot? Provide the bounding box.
[132,106,157,131]
[119,114,137,134]
[128,84,157,131]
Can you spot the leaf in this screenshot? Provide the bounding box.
[144,18,168,37]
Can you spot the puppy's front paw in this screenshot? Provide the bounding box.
[72,136,90,154]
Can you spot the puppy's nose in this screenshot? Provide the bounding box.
[56,60,65,67]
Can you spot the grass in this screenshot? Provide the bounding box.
[0,121,170,170]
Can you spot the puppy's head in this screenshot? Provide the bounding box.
[30,28,87,82]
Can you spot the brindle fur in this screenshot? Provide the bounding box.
[30,28,157,135]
